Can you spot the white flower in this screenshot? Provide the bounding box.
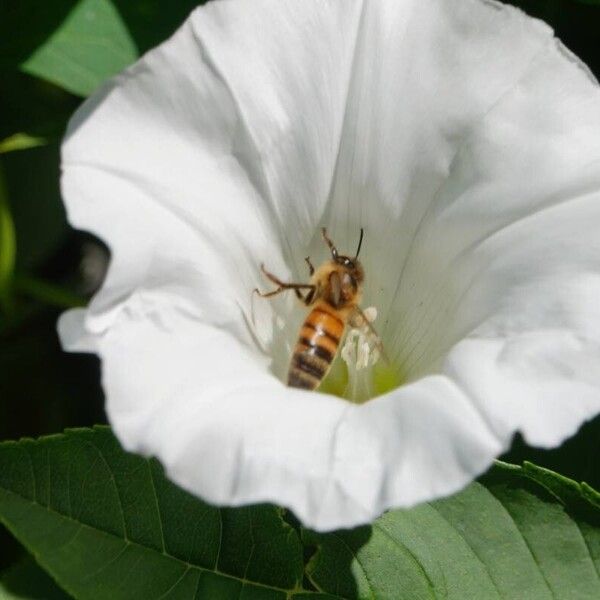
[58,0,600,531]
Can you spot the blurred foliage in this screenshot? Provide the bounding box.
[0,557,69,599]
[0,73,77,142]
[0,168,16,314]
[0,0,202,576]
[0,0,201,94]
[21,0,138,97]
[3,144,67,271]
[0,135,47,155]
[0,0,598,589]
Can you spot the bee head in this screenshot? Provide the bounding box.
[323,227,365,285]
[335,254,364,283]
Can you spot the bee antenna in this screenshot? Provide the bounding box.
[355,228,364,259]
[321,227,338,259]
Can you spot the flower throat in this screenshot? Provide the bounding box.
[256,228,402,402]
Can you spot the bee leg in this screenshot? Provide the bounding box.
[260,264,300,287]
[304,256,315,276]
[255,264,315,299]
[303,287,316,306]
[253,287,290,299]
[321,227,339,259]
[253,284,315,299]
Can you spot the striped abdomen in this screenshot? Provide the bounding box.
[287,303,347,390]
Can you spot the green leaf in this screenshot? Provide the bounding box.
[503,416,600,495]
[13,275,85,310]
[0,165,16,314]
[0,135,47,155]
[306,461,600,599]
[0,557,70,599]
[1,428,600,599]
[20,0,138,97]
[0,427,316,600]
[0,2,200,81]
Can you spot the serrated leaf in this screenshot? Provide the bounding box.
[2,428,600,599]
[20,0,137,97]
[0,427,318,600]
[305,462,600,599]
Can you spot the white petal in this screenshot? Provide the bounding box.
[326,0,553,285]
[446,332,600,449]
[98,308,354,528]
[61,0,364,346]
[59,0,600,531]
[58,308,98,352]
[369,5,600,450]
[98,306,501,531]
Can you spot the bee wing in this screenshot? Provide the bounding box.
[329,271,342,307]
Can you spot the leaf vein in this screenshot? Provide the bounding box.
[372,523,437,600]
[427,503,504,599]
[573,521,600,584]
[84,440,128,539]
[484,497,556,599]
[0,488,300,595]
[214,509,224,571]
[148,461,167,554]
[155,565,191,600]
[81,542,131,582]
[330,533,376,600]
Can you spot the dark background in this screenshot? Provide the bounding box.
[1,0,599,574]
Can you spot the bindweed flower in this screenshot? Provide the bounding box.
[59,0,600,531]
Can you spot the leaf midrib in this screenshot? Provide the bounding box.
[0,486,312,597]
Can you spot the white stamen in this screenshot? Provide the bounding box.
[341,306,381,371]
[340,306,381,403]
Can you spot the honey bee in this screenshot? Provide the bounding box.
[255,227,380,390]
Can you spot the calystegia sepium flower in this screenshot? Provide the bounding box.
[59,0,600,530]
